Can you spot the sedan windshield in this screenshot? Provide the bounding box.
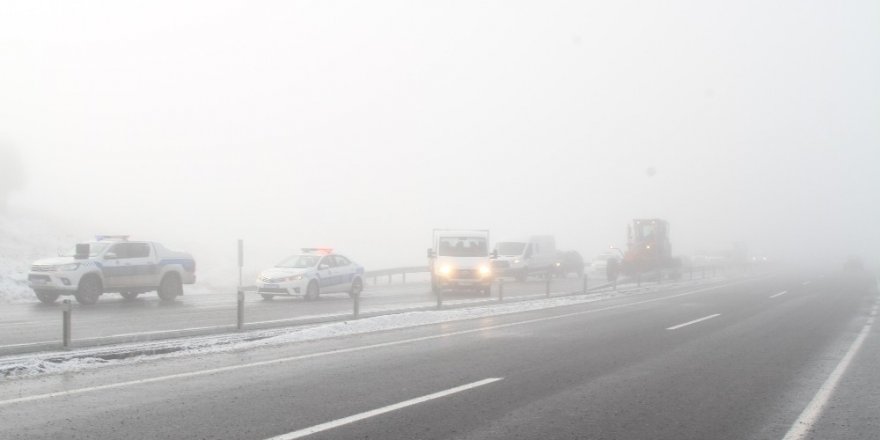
[276,254,320,268]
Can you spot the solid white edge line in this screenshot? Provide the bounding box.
[770,291,788,299]
[264,378,502,440]
[0,277,760,407]
[666,313,721,331]
[781,317,875,440]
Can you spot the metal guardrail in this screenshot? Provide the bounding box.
[364,266,429,285]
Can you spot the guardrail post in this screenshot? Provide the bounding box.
[353,292,360,319]
[545,272,551,297]
[236,289,245,330]
[436,289,443,310]
[582,274,588,294]
[690,266,694,280]
[637,273,642,287]
[498,278,504,302]
[61,299,72,349]
[658,271,663,285]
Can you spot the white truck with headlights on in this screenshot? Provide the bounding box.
[427,229,495,296]
[27,236,196,305]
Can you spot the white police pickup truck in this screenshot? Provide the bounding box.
[28,236,196,305]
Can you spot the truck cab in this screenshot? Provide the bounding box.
[427,229,494,295]
[493,235,556,281]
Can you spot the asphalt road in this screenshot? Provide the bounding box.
[0,269,877,440]
[0,273,608,351]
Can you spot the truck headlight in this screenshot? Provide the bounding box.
[56,263,80,271]
[439,265,453,276]
[479,265,491,276]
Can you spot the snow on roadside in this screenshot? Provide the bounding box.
[0,278,724,379]
[0,210,80,303]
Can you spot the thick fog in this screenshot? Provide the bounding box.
[1,1,878,286]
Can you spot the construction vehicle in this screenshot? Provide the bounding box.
[615,218,682,280]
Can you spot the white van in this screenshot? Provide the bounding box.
[493,235,557,281]
[427,229,495,295]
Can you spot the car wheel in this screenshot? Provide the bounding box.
[261,294,274,301]
[157,273,182,302]
[348,278,363,298]
[120,291,139,301]
[75,276,102,305]
[515,269,527,282]
[35,290,60,304]
[305,281,320,301]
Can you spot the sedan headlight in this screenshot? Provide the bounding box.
[479,265,491,276]
[56,263,80,271]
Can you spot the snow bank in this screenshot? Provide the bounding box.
[0,210,80,303]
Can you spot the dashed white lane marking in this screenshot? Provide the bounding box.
[666,313,721,331]
[770,291,788,299]
[781,298,878,440]
[264,378,503,439]
[0,278,759,407]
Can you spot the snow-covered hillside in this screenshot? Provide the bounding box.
[0,210,80,303]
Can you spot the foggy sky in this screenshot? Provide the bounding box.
[1,1,878,284]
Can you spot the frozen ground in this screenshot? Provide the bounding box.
[0,210,80,303]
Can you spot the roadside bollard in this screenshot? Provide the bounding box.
[436,289,443,310]
[545,272,551,297]
[236,289,245,330]
[690,266,694,280]
[658,271,663,285]
[637,273,642,287]
[61,299,72,349]
[498,278,504,302]
[353,292,360,319]
[582,275,588,294]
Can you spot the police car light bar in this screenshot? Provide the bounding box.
[302,247,333,255]
[96,235,130,241]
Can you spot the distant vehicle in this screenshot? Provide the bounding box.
[28,235,196,305]
[619,219,682,280]
[428,229,494,295]
[255,248,364,301]
[553,250,585,278]
[589,252,618,276]
[493,235,557,281]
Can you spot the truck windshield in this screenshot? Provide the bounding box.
[496,242,526,256]
[60,242,110,258]
[276,255,320,268]
[438,237,488,257]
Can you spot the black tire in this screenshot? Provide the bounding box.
[157,273,182,302]
[75,275,102,305]
[120,291,139,301]
[34,290,60,304]
[348,278,363,298]
[305,281,319,301]
[261,294,274,301]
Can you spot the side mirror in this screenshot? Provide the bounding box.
[104,252,118,260]
[427,248,435,259]
[74,243,90,260]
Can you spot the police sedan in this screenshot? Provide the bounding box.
[255,249,365,301]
